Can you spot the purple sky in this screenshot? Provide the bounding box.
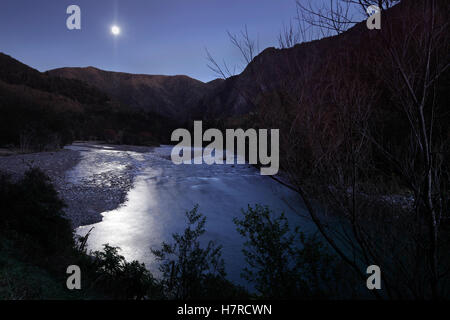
[0,0,300,82]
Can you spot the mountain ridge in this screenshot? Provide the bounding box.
[47,65,216,120]
[0,52,176,150]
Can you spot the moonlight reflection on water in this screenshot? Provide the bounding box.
[74,145,314,287]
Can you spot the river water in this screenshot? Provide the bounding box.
[73,145,316,288]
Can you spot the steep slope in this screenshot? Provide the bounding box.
[0,53,111,105]
[197,0,433,120]
[47,67,215,120]
[198,28,368,119]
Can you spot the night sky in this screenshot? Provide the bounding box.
[0,0,299,82]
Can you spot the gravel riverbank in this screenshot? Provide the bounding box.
[0,142,153,227]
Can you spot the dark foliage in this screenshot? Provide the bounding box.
[234,205,342,299]
[151,205,249,299]
[89,244,163,299]
[0,169,162,299]
[0,168,74,262]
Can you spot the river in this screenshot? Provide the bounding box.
[73,145,316,289]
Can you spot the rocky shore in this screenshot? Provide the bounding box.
[0,142,153,227]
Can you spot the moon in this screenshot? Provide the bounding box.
[111,25,121,36]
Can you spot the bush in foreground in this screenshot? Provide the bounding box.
[151,205,249,299]
[234,205,341,299]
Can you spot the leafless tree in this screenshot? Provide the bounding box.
[296,0,400,35]
[365,0,450,298]
[280,0,450,299]
[206,25,260,79]
[205,0,449,299]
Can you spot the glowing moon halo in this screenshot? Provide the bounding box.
[111,25,121,36]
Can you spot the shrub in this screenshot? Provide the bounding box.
[90,244,163,299]
[234,205,339,299]
[151,205,248,299]
[0,168,74,263]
